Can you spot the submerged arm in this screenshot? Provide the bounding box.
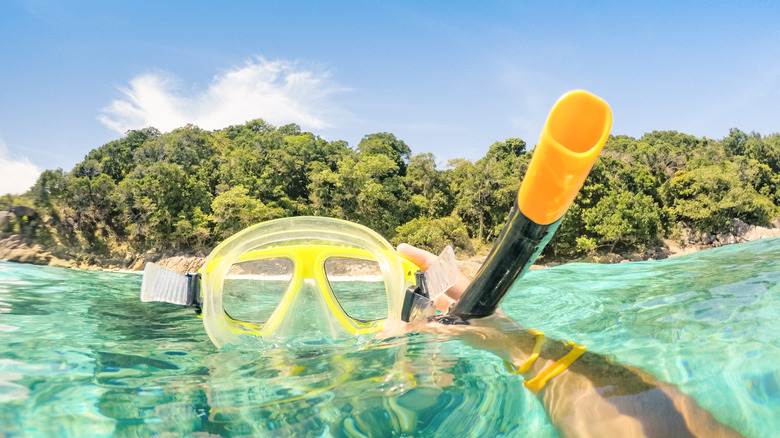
[398,244,744,438]
[485,316,742,438]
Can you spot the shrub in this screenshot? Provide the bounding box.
[392,216,473,255]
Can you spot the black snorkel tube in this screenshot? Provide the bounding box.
[448,90,612,321]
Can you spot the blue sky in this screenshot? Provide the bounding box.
[1,1,779,194]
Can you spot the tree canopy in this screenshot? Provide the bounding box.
[4,120,778,261]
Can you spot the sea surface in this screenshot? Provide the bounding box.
[0,238,778,437]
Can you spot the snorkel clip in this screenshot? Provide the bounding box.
[400,271,435,323]
[399,245,459,323]
[185,272,202,314]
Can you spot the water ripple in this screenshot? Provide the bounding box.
[0,237,777,436]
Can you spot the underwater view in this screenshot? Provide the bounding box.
[0,238,778,437]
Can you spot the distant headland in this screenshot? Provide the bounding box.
[1,121,779,276]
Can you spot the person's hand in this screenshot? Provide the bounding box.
[396,243,471,313]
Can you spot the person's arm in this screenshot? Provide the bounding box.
[397,244,744,438]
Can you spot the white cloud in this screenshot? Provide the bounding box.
[99,57,346,134]
[0,138,41,196]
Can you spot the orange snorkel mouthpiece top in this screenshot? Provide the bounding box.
[517,90,612,225]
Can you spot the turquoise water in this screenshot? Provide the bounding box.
[0,238,778,437]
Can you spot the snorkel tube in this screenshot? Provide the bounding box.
[449,90,612,321]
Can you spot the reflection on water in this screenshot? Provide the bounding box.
[196,338,543,437]
[0,237,778,437]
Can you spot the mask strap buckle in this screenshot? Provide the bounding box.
[401,271,435,322]
[400,246,458,322]
[140,262,202,313]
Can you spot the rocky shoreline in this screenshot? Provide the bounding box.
[1,218,779,279]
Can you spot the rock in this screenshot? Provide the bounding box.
[457,256,487,280]
[582,252,624,264]
[717,233,737,246]
[48,257,73,269]
[741,225,756,242]
[10,205,40,221]
[746,225,780,240]
[730,218,750,237]
[0,236,51,266]
[154,255,205,274]
[627,253,643,262]
[10,205,36,218]
[129,258,146,271]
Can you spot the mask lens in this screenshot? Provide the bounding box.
[222,256,293,323]
[324,256,388,322]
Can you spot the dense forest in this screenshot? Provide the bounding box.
[1,119,779,264]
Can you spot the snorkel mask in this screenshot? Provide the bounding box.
[141,216,457,347]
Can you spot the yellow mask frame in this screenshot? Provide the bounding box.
[199,216,418,348]
[217,244,419,337]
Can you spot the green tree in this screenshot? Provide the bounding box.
[30,169,66,211]
[448,139,530,242]
[307,135,414,237]
[404,153,453,218]
[583,191,663,250]
[172,207,211,249]
[546,153,667,257]
[210,185,284,240]
[50,173,123,252]
[357,133,412,176]
[119,162,211,248]
[744,133,780,172]
[663,162,777,231]
[392,216,473,255]
[352,153,409,236]
[722,128,752,157]
[80,127,161,182]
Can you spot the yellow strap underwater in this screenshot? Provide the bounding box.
[504,329,546,374]
[523,341,586,394]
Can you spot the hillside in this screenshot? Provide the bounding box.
[1,121,779,273]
